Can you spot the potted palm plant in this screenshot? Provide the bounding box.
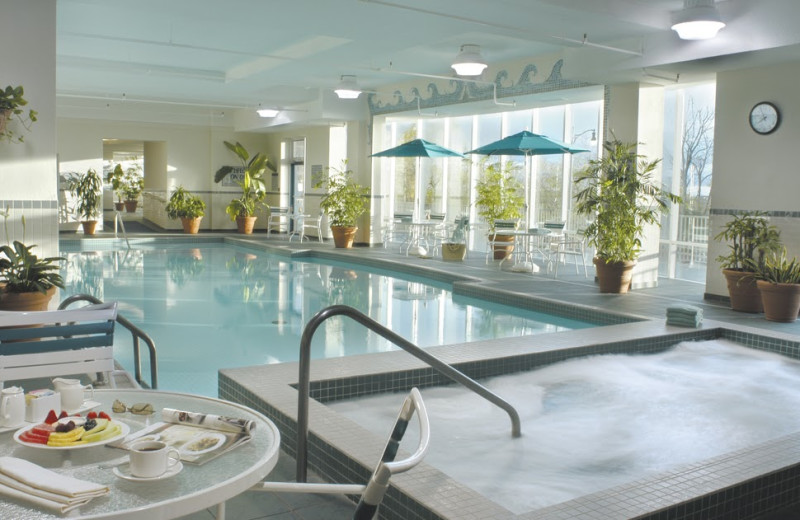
[122,165,144,212]
[75,168,102,235]
[714,211,781,312]
[0,241,64,311]
[0,85,37,143]
[165,186,206,234]
[746,248,800,322]
[315,160,369,248]
[474,159,524,260]
[574,139,680,293]
[214,141,271,234]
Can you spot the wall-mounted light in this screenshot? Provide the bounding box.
[451,44,488,76]
[671,0,725,40]
[334,75,362,99]
[573,129,597,145]
[256,108,280,118]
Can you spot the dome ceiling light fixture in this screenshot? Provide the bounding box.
[451,44,488,77]
[671,0,726,40]
[334,75,362,99]
[256,108,280,117]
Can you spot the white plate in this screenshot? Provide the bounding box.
[113,461,183,482]
[178,432,226,456]
[64,399,102,415]
[13,420,130,450]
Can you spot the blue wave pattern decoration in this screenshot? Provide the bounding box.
[368,60,595,115]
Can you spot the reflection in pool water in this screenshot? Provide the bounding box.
[60,243,596,397]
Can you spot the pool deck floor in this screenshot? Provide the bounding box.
[64,225,800,519]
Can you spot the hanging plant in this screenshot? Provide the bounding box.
[0,85,37,144]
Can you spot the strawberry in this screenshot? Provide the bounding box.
[98,411,111,420]
[44,410,58,424]
[58,411,68,420]
[87,411,98,420]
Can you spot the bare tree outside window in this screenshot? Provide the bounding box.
[680,98,714,214]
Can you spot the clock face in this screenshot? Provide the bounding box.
[749,102,780,135]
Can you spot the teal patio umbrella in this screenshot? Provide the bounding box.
[466,130,590,225]
[372,139,465,220]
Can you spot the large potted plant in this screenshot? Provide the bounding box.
[315,160,369,248]
[165,186,206,234]
[214,141,270,234]
[75,168,102,235]
[122,165,144,213]
[714,211,781,313]
[474,159,524,260]
[105,164,126,211]
[0,85,37,143]
[0,241,64,311]
[574,139,680,293]
[746,248,800,322]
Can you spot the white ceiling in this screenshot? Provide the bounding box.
[55,0,800,127]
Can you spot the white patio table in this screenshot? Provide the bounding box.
[0,389,280,520]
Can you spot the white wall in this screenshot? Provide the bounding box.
[0,0,58,255]
[705,60,800,297]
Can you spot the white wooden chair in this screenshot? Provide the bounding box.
[250,387,430,520]
[289,214,323,242]
[0,302,121,389]
[267,207,291,234]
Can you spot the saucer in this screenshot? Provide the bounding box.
[64,399,101,415]
[113,461,183,482]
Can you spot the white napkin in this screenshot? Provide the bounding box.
[0,456,109,514]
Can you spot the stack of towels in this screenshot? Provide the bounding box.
[666,304,704,328]
[0,456,109,513]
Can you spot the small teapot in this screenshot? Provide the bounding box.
[52,378,82,391]
[0,386,25,428]
[53,378,93,412]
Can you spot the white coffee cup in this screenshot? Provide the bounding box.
[0,386,25,428]
[129,440,181,478]
[53,378,93,412]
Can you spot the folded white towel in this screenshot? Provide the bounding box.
[0,456,109,514]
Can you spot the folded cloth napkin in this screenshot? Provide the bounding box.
[0,456,109,514]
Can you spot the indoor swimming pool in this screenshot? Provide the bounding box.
[59,241,598,396]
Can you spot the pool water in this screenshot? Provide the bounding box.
[331,339,800,514]
[60,243,595,397]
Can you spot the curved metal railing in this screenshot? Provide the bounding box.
[59,294,158,389]
[296,304,521,482]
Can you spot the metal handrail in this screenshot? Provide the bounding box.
[296,304,521,483]
[113,211,132,250]
[58,294,158,389]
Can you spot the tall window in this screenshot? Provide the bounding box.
[659,82,716,282]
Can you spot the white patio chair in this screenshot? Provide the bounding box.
[250,387,430,520]
[267,207,291,234]
[486,219,518,264]
[548,231,588,277]
[289,214,323,242]
[0,302,124,388]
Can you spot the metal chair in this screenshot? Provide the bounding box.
[548,231,588,277]
[0,302,123,388]
[485,219,518,264]
[267,207,291,234]
[289,214,323,242]
[383,213,412,251]
[250,387,430,520]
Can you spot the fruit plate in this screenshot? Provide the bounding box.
[13,420,130,450]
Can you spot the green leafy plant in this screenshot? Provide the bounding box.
[165,186,206,220]
[474,159,524,234]
[315,160,369,227]
[0,241,64,294]
[75,168,103,221]
[214,141,271,220]
[0,85,37,143]
[714,211,781,272]
[573,139,680,263]
[105,164,126,204]
[122,164,144,201]
[745,248,800,284]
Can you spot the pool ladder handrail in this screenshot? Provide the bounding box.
[58,294,158,389]
[296,304,521,483]
[113,210,132,250]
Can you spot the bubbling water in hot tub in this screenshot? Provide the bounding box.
[331,339,800,514]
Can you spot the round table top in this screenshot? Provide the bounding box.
[0,389,280,520]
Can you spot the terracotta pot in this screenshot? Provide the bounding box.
[490,233,515,260]
[81,220,98,235]
[331,226,357,248]
[593,258,636,294]
[180,216,202,234]
[114,202,125,211]
[236,215,257,234]
[124,200,138,213]
[722,269,763,313]
[757,280,800,322]
[0,286,57,312]
[442,243,467,261]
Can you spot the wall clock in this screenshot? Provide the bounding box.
[749,102,780,135]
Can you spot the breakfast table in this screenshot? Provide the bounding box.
[0,389,281,519]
